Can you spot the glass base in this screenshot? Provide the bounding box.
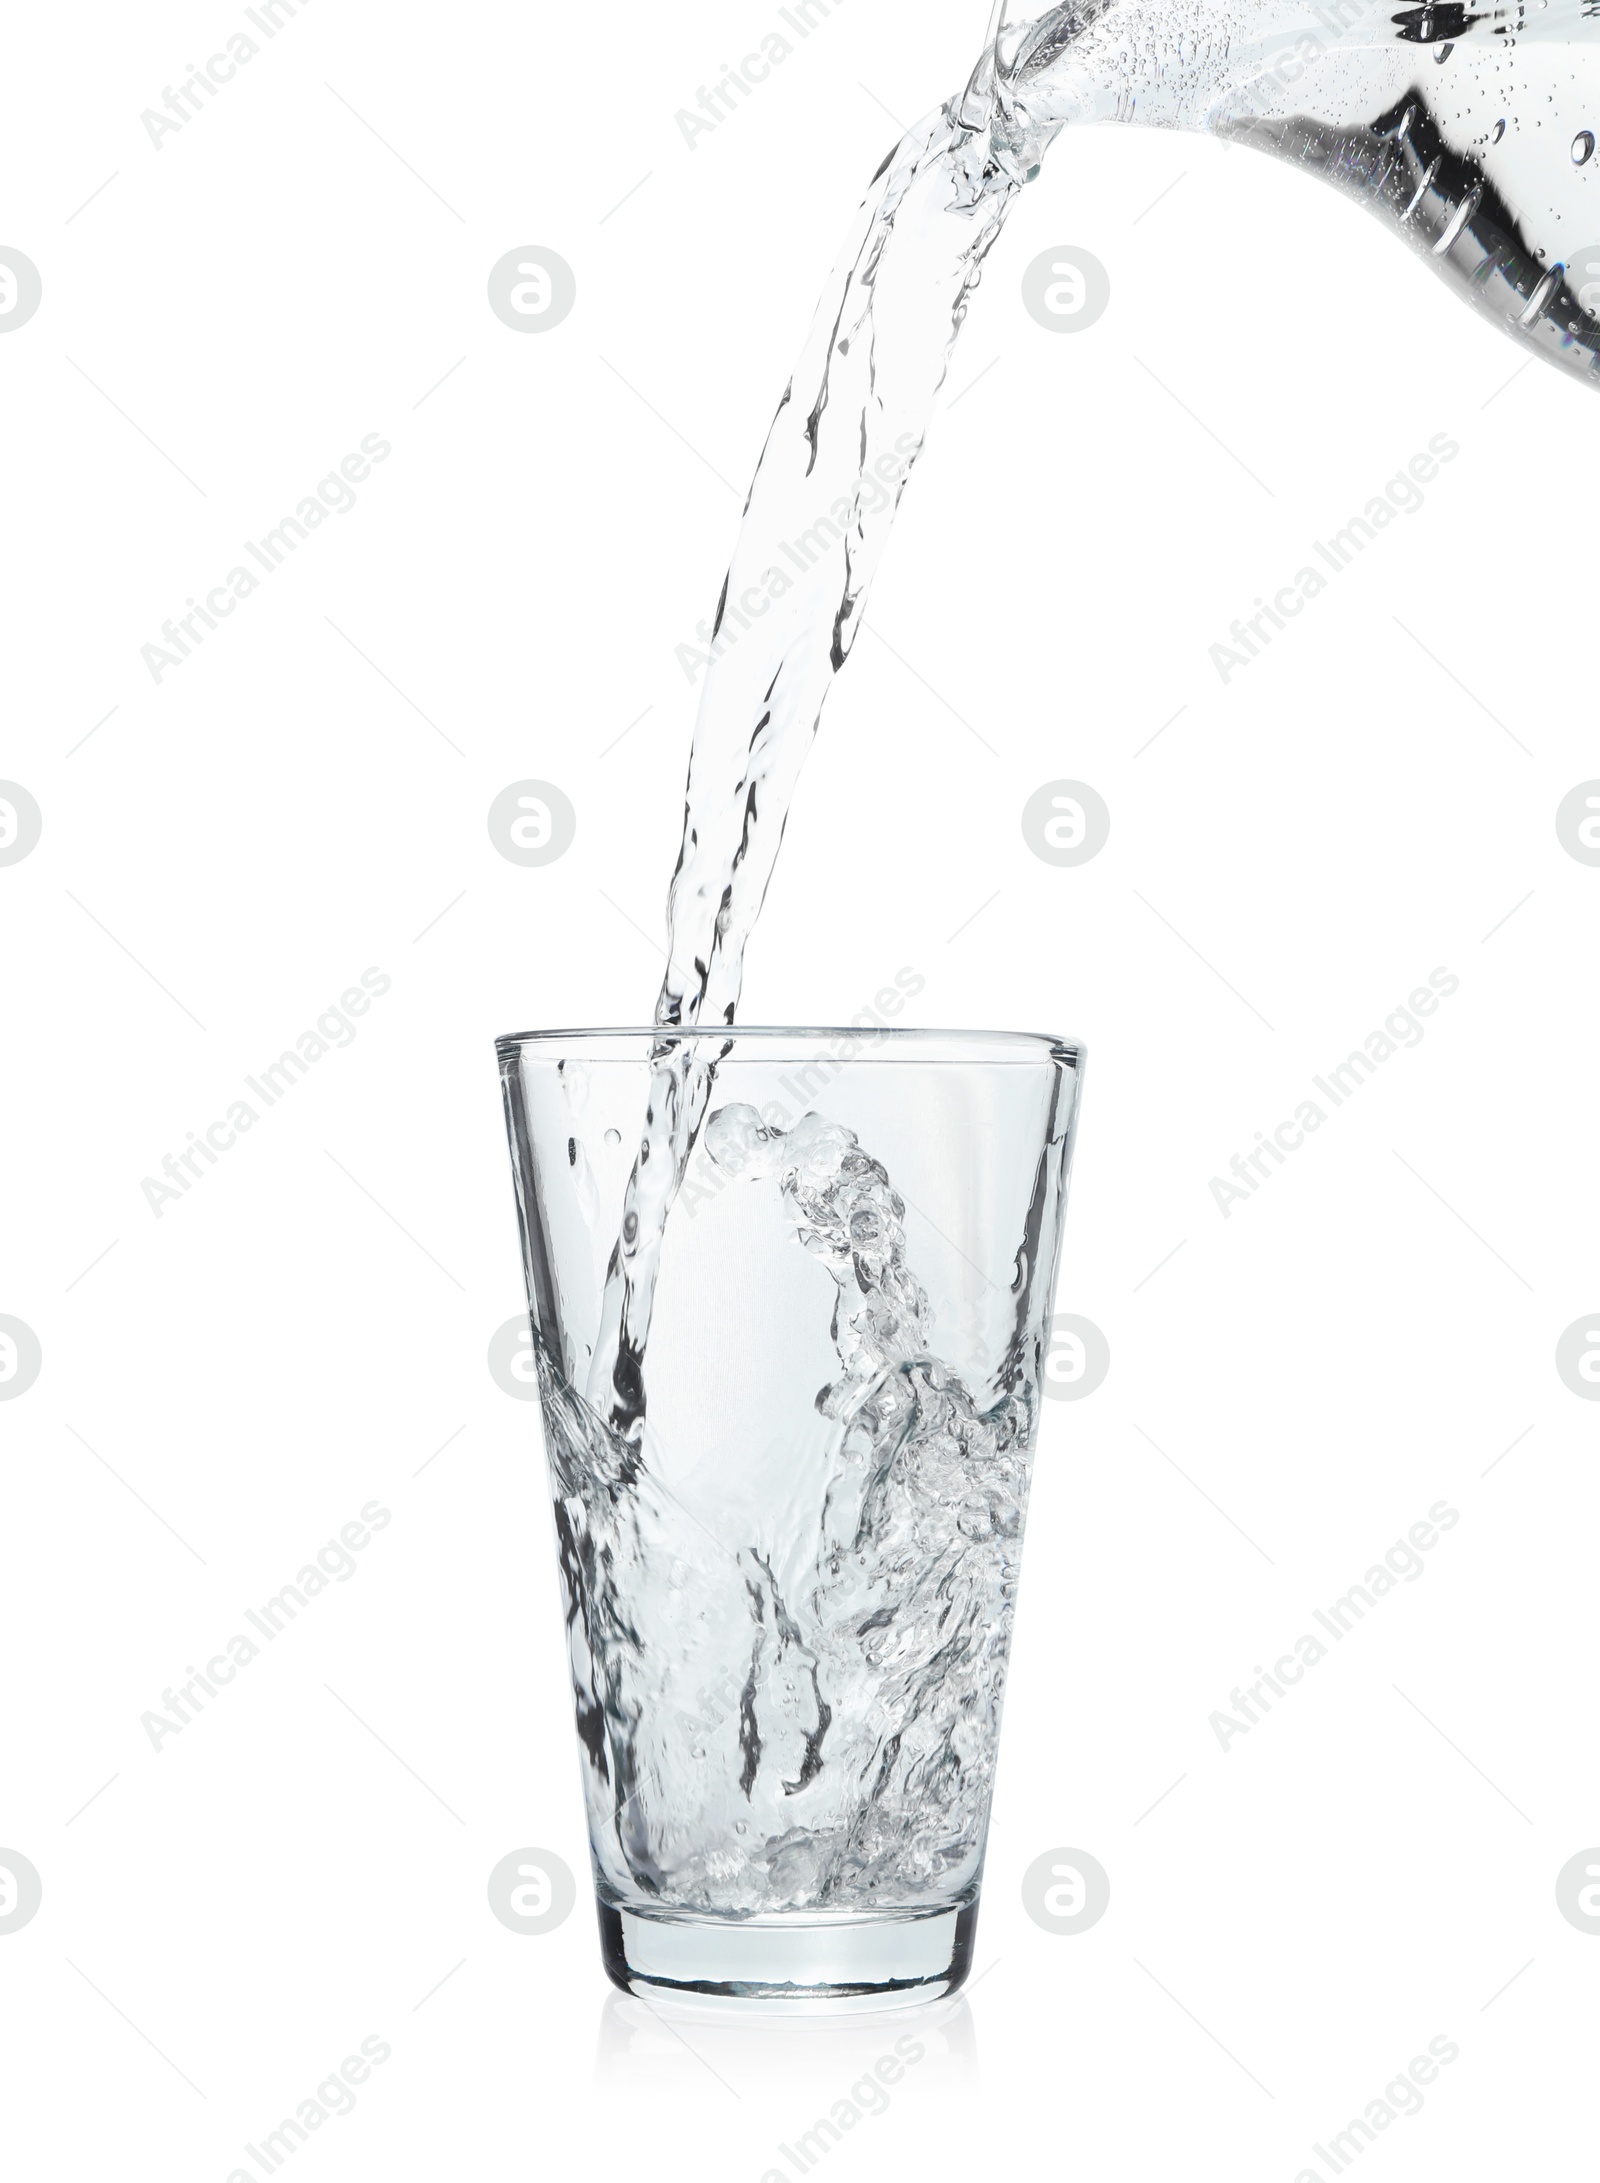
[597,1891,978,2011]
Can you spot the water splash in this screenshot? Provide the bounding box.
[547,1104,1039,1913]
[585,99,1022,1439]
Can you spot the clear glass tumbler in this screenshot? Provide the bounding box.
[497,1026,1085,2007]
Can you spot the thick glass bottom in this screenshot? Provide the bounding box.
[596,1890,978,2011]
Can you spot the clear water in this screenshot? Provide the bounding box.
[542,1104,1037,1911]
[541,0,1597,1916]
[583,104,1021,1448]
[590,0,1600,1442]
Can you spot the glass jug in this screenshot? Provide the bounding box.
[962,0,1599,384]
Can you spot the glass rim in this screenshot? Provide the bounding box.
[496,1025,1082,1064]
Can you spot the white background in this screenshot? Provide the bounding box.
[3,0,1597,2176]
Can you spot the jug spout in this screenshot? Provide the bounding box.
[958,0,1013,129]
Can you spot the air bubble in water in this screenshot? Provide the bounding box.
[1574,130,1596,166]
[568,1137,602,1226]
[604,1127,621,1148]
[1492,118,1507,143]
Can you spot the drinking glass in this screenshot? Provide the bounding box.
[497,1025,1085,2007]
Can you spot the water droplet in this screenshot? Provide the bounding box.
[1402,155,1442,224]
[1433,182,1482,257]
[1433,39,1453,61]
[1491,117,1506,144]
[1518,262,1563,327]
[604,1127,621,1148]
[1574,130,1596,167]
